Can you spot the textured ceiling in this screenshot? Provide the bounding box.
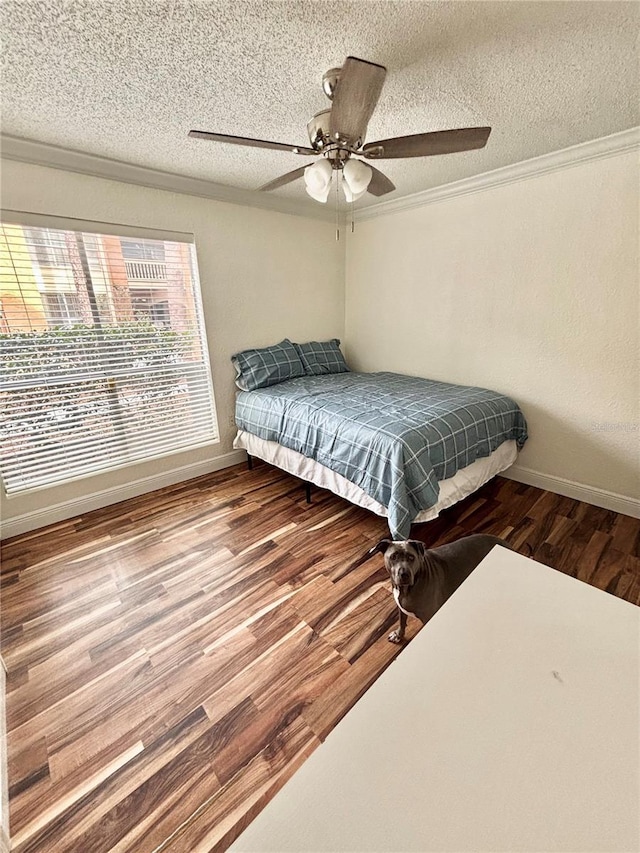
[2,0,639,208]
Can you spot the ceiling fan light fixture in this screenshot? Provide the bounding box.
[342,177,366,203]
[304,158,332,202]
[343,158,372,202]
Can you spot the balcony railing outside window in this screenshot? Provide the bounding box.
[124,260,167,282]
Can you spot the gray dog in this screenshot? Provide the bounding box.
[373,534,511,643]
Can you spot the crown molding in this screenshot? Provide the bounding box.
[356,126,640,221]
[2,128,638,224]
[0,134,335,222]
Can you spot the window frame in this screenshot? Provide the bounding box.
[0,212,219,496]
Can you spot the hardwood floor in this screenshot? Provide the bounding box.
[1,462,639,852]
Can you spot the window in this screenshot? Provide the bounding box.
[129,290,171,326]
[0,218,218,494]
[120,239,166,261]
[42,292,84,326]
[24,227,70,268]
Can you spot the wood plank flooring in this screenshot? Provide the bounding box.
[1,462,639,852]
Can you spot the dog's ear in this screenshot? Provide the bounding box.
[369,538,393,556]
[409,540,427,558]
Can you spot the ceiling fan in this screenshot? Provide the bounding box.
[189,56,491,203]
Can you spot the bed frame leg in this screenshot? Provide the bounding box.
[247,454,253,471]
[305,482,312,504]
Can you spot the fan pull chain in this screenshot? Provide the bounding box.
[351,201,355,233]
[335,170,340,241]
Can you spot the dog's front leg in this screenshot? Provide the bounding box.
[388,609,407,644]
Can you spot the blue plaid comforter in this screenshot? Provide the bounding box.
[235,372,528,538]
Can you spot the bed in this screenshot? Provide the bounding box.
[231,339,528,539]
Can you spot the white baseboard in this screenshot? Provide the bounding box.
[4,454,637,539]
[502,465,640,519]
[1,450,247,539]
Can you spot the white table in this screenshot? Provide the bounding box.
[231,546,640,852]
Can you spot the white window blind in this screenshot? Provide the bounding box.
[0,216,218,495]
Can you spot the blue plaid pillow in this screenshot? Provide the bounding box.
[231,339,306,390]
[295,339,350,375]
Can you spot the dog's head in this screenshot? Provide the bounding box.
[372,539,427,588]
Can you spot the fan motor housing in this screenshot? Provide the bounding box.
[326,147,350,169]
[308,109,360,155]
[307,109,332,149]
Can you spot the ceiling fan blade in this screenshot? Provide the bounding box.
[367,165,395,196]
[362,127,492,159]
[188,130,318,156]
[259,164,314,192]
[329,57,386,146]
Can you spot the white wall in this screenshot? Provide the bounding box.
[3,146,638,534]
[1,160,345,532]
[345,150,639,507]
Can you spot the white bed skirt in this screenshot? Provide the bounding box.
[233,431,518,526]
